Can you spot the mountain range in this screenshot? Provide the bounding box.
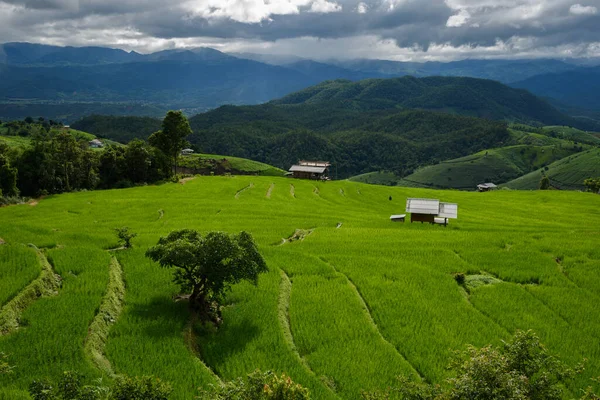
[1,42,600,124]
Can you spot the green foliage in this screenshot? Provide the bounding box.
[0,153,19,197]
[0,352,13,375]
[149,111,192,175]
[584,178,600,193]
[364,330,582,400]
[539,176,551,190]
[28,372,169,400]
[114,227,137,249]
[198,370,310,400]
[447,330,578,400]
[188,105,510,178]
[146,230,268,321]
[111,375,172,400]
[71,116,161,144]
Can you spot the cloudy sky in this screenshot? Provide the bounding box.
[0,0,599,61]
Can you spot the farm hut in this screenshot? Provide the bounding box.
[288,161,331,180]
[89,139,104,148]
[405,198,458,225]
[477,183,497,192]
[181,148,194,155]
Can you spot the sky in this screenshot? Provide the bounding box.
[0,0,599,61]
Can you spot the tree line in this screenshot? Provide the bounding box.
[0,111,191,201]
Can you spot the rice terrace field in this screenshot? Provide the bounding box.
[1,176,600,399]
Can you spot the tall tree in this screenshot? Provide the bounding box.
[0,154,19,197]
[149,111,192,176]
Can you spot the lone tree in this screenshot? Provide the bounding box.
[539,175,551,190]
[146,229,267,324]
[114,227,137,248]
[149,111,192,176]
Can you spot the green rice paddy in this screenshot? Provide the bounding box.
[1,176,599,399]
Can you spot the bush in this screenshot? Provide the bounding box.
[363,330,586,400]
[198,370,310,400]
[29,372,169,400]
[114,227,137,248]
[111,375,172,400]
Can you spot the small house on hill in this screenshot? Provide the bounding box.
[89,139,104,148]
[288,160,331,180]
[477,183,497,192]
[181,148,194,156]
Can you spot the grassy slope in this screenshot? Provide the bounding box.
[1,177,600,398]
[349,171,398,186]
[178,153,285,176]
[504,147,600,190]
[350,127,597,190]
[397,143,583,190]
[0,124,120,149]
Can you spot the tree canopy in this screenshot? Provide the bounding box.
[145,229,267,323]
[149,111,192,175]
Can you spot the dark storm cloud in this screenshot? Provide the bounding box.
[0,0,599,59]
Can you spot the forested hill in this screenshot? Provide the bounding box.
[272,76,599,131]
[186,104,510,178]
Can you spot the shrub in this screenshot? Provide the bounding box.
[114,227,137,249]
[198,370,310,400]
[111,375,172,400]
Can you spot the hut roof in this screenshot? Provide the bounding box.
[289,165,327,174]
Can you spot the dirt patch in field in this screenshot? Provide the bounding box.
[290,184,296,198]
[29,200,38,206]
[279,229,313,245]
[179,177,196,185]
[266,183,274,199]
[0,238,5,245]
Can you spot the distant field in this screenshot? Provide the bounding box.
[178,153,285,176]
[0,125,120,150]
[1,176,600,399]
[504,147,600,190]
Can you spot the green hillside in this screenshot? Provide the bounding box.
[273,77,599,130]
[348,171,399,186]
[396,143,585,190]
[1,177,599,399]
[0,121,119,149]
[504,148,600,190]
[187,105,510,178]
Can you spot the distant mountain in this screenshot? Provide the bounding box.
[0,58,315,108]
[512,66,600,112]
[0,42,142,65]
[283,60,381,81]
[228,52,307,66]
[331,58,577,83]
[273,77,598,130]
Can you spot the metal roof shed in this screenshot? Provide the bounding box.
[406,198,440,214]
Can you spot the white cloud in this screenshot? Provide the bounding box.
[446,9,470,27]
[569,3,598,15]
[184,0,312,23]
[309,0,342,13]
[356,2,368,14]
